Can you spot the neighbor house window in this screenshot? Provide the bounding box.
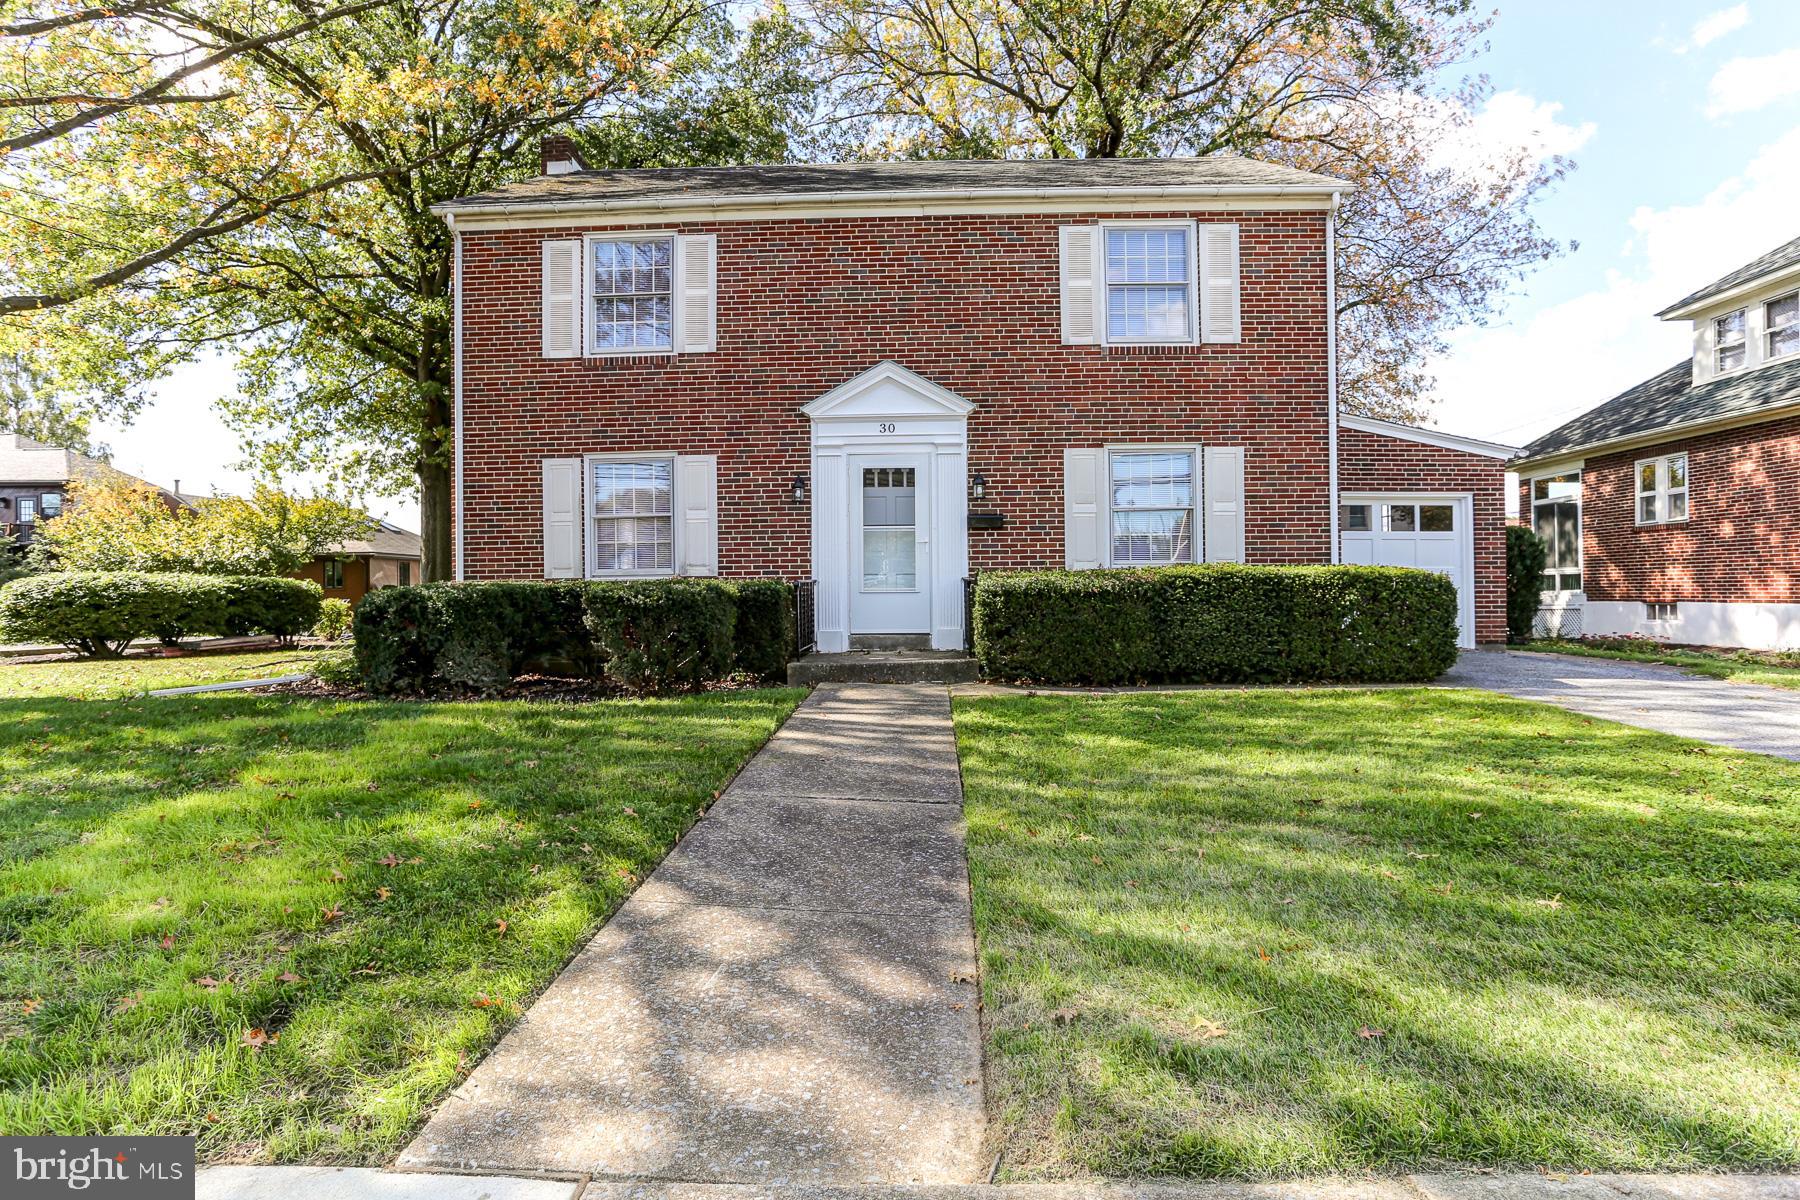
[1104,226,1194,343]
[589,237,673,353]
[398,560,412,586]
[1532,472,1582,592]
[1766,292,1799,361]
[1716,308,1747,371]
[16,498,35,524]
[1637,453,1688,524]
[323,559,345,589]
[1109,449,1194,564]
[39,492,61,518]
[590,457,673,574]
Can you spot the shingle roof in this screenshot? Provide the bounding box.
[327,520,420,559]
[0,432,148,489]
[1514,354,1800,464]
[438,157,1350,213]
[1658,234,1800,316]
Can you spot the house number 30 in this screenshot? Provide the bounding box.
[877,422,896,433]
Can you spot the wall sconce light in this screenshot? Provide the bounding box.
[791,474,808,504]
[970,473,987,500]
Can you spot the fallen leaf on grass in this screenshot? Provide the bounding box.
[1192,1018,1229,1040]
[21,997,41,1015]
[1049,1007,1079,1025]
[377,853,401,868]
[1535,895,1564,910]
[240,1028,278,1052]
[472,994,501,1009]
[157,934,175,950]
[195,977,221,991]
[320,905,343,923]
[375,887,391,901]
[493,919,509,936]
[467,800,482,810]
[114,993,142,1013]
[276,971,301,984]
[1356,1025,1385,1040]
[328,870,345,883]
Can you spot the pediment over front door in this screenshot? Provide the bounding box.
[801,361,976,421]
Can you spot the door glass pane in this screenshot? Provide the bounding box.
[1420,504,1454,532]
[862,466,917,591]
[1383,504,1416,532]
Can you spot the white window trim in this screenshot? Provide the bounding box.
[1765,290,1799,363]
[1098,219,1200,347]
[1104,443,1200,567]
[1635,453,1689,526]
[1529,470,1583,595]
[583,452,680,578]
[16,497,35,524]
[1714,307,1748,374]
[582,231,679,358]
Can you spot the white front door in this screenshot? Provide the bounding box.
[849,455,932,635]
[1340,495,1475,648]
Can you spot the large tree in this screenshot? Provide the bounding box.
[804,0,1567,419]
[0,0,762,579]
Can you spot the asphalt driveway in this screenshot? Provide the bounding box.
[1444,648,1800,760]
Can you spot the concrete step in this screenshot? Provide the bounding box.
[788,650,979,685]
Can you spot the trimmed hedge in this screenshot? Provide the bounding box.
[0,571,323,657]
[973,564,1460,685]
[352,578,795,695]
[1506,524,1548,644]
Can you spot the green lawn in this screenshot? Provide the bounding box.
[0,660,802,1161]
[0,648,339,700]
[1522,639,1800,691]
[955,689,1800,1180]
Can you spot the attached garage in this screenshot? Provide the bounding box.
[1340,494,1476,647]
[1336,415,1515,647]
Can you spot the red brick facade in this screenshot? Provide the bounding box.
[1562,414,1800,605]
[457,208,1333,579]
[1339,424,1507,643]
[454,201,1507,641]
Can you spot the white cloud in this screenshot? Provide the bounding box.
[1673,4,1749,54]
[1458,91,1595,165]
[1426,125,1800,454]
[1705,45,1800,116]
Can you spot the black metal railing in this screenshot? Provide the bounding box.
[963,574,977,654]
[795,579,818,657]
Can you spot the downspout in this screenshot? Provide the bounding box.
[1326,191,1341,565]
[452,222,465,581]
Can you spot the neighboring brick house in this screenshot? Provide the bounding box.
[0,433,164,551]
[295,520,422,606]
[436,154,1512,652]
[1512,235,1800,649]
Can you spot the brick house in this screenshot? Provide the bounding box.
[1512,235,1800,649]
[436,154,1512,653]
[294,520,422,607]
[0,433,166,552]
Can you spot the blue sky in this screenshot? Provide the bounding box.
[95,2,1800,531]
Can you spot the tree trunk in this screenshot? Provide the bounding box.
[418,452,453,581]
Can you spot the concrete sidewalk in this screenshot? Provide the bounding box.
[399,683,985,1187]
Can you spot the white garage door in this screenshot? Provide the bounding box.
[1340,495,1474,648]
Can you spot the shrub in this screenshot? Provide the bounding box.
[314,597,354,641]
[974,564,1459,685]
[353,581,592,694]
[725,580,794,680]
[0,571,324,656]
[583,580,735,694]
[1506,525,1548,643]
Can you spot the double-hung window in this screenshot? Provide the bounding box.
[39,492,61,518]
[589,237,673,353]
[1108,449,1195,565]
[1531,472,1582,592]
[1767,292,1799,361]
[322,559,344,589]
[590,457,674,574]
[1636,453,1688,524]
[1715,308,1747,372]
[1104,226,1195,343]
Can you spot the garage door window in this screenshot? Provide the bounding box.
[1341,504,1371,531]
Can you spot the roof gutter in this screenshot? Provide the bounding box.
[1510,396,1800,470]
[432,181,1350,226]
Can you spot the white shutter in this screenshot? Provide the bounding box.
[676,234,716,354]
[1064,447,1106,569]
[1059,225,1102,345]
[1198,223,1241,343]
[676,454,718,576]
[541,239,583,358]
[542,458,583,578]
[1202,446,1245,563]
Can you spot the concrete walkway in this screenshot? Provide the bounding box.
[399,683,985,1187]
[1443,649,1800,760]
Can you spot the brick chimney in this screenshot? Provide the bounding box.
[539,134,586,176]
